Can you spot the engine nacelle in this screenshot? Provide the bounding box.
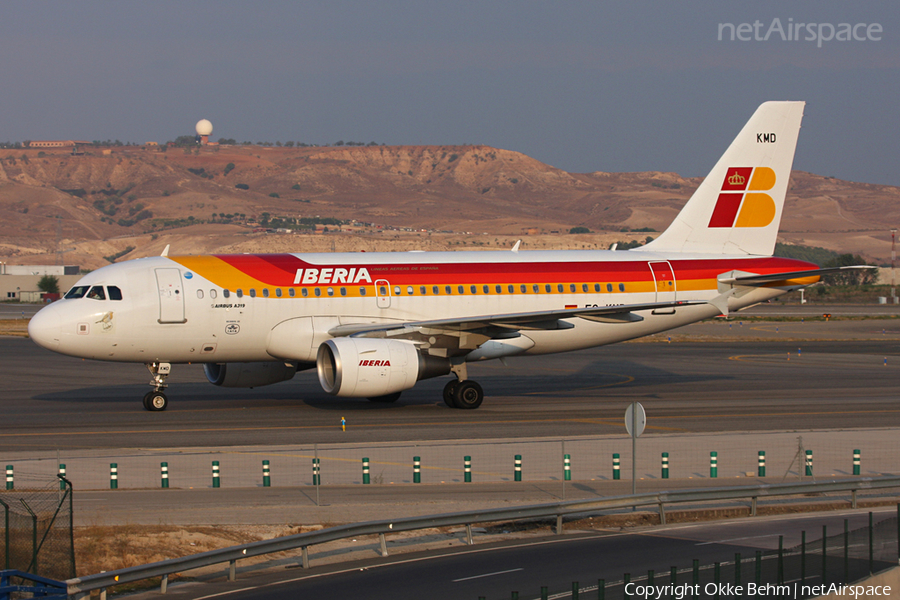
[204,361,299,388]
[317,337,450,397]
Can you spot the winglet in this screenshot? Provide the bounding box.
[161,244,170,257]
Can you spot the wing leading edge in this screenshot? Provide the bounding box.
[328,299,707,340]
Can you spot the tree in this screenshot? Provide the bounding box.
[822,254,877,286]
[223,163,235,176]
[569,226,590,234]
[37,275,59,294]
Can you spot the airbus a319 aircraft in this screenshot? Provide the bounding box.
[29,101,853,411]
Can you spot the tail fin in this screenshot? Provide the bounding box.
[639,101,805,256]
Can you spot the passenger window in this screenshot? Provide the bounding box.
[262,289,269,298]
[314,288,321,297]
[223,289,231,298]
[197,289,204,299]
[210,289,218,299]
[520,285,527,293]
[249,289,256,298]
[570,284,576,293]
[420,286,426,295]
[302,288,309,297]
[594,284,600,292]
[275,288,282,297]
[458,285,465,294]
[545,284,551,293]
[433,286,440,294]
[327,287,334,296]
[471,285,478,294]
[87,286,106,300]
[482,285,489,294]
[360,287,367,296]
[108,286,123,300]
[407,286,414,295]
[606,284,613,292]
[582,284,588,293]
[445,286,452,294]
[394,286,401,295]
[557,284,564,293]
[532,284,539,293]
[619,283,626,292]
[508,285,514,293]
[379,286,387,296]
[288,288,294,297]
[236,289,243,298]
[340,287,347,296]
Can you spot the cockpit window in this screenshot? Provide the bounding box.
[64,285,90,299]
[108,286,123,301]
[86,286,106,300]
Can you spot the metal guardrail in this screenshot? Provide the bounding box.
[65,475,900,598]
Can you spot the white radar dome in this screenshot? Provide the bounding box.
[195,119,213,136]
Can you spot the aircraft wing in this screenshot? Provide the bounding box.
[328,299,707,339]
[718,265,875,286]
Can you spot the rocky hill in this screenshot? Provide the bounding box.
[0,144,897,270]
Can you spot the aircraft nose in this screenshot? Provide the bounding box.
[28,304,61,350]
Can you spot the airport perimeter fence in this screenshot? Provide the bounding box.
[0,477,75,582]
[2,429,899,492]
[473,511,899,600]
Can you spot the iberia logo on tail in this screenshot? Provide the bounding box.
[708,166,777,228]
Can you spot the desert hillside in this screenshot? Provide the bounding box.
[0,144,897,270]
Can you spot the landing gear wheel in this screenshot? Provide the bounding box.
[452,380,484,410]
[143,391,168,412]
[443,380,460,408]
[368,392,402,403]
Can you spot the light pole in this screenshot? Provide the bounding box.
[891,228,897,302]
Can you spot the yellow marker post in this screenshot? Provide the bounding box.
[341,417,346,432]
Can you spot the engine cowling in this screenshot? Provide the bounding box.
[316,337,450,397]
[204,361,299,388]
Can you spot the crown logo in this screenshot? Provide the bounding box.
[728,172,745,186]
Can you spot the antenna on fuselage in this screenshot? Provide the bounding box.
[161,244,170,257]
[511,240,521,253]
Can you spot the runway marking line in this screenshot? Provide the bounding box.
[0,416,653,440]
[452,567,523,582]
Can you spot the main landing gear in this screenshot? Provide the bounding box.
[143,362,171,411]
[442,362,485,409]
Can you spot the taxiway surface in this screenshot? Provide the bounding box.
[1,317,898,451]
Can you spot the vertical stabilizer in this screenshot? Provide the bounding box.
[639,101,805,256]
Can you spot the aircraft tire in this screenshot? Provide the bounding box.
[143,391,168,412]
[368,392,402,403]
[453,380,484,410]
[443,380,460,408]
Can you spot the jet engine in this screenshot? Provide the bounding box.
[204,361,300,388]
[317,337,450,397]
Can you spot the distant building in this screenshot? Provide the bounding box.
[27,140,91,148]
[1,265,79,276]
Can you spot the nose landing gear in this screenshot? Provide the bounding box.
[144,362,171,411]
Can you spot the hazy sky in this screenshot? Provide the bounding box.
[2,1,897,185]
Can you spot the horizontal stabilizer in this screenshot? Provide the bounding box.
[719,265,874,287]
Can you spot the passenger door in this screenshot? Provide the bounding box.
[155,268,186,323]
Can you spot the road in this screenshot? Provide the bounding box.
[124,507,898,600]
